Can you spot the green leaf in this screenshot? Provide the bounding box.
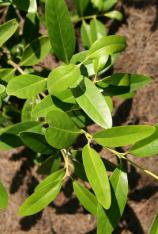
[87,35,126,59]
[32,95,74,119]
[90,18,107,43]
[20,36,51,66]
[35,169,65,192]
[19,178,62,216]
[20,132,54,154]
[45,109,80,149]
[130,74,152,92]
[13,0,37,13]
[32,95,57,119]
[23,13,40,44]
[103,0,117,11]
[81,20,92,49]
[37,154,61,175]
[21,98,36,122]
[81,19,107,49]
[130,125,158,157]
[73,181,98,216]
[91,0,117,11]
[0,19,18,47]
[0,85,5,95]
[47,64,82,95]
[73,0,89,16]
[97,167,128,234]
[149,212,158,234]
[105,10,123,21]
[72,78,112,129]
[94,125,155,147]
[0,182,8,209]
[82,144,111,209]
[7,74,47,99]
[0,68,15,83]
[45,0,75,63]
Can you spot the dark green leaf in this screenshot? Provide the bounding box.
[73,0,89,16]
[45,0,75,63]
[37,154,61,175]
[20,36,51,66]
[13,0,37,13]
[20,132,54,154]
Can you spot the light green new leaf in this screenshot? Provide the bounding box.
[91,0,104,10]
[103,0,117,11]
[72,78,112,129]
[130,125,158,157]
[87,35,126,59]
[45,0,75,63]
[20,36,51,66]
[149,212,158,234]
[73,0,89,16]
[45,110,80,149]
[0,68,15,83]
[19,179,62,216]
[90,18,107,43]
[81,20,92,49]
[47,64,82,95]
[73,181,97,216]
[0,85,5,95]
[94,125,155,147]
[81,19,107,49]
[91,0,117,11]
[105,10,123,21]
[97,167,128,234]
[20,132,54,154]
[7,74,47,99]
[0,182,8,209]
[13,0,37,13]
[82,144,111,209]
[0,19,18,47]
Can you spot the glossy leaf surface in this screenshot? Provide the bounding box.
[82,144,111,209]
[45,0,75,63]
[94,125,155,147]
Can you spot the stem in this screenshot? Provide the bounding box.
[72,13,104,24]
[61,149,71,179]
[81,129,93,143]
[106,147,158,180]
[8,60,25,75]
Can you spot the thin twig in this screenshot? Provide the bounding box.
[8,60,25,75]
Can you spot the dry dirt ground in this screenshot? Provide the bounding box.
[0,0,158,233]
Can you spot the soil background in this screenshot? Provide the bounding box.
[0,0,158,233]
